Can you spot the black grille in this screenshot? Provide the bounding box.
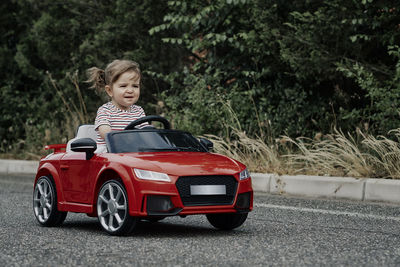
[175,175,238,206]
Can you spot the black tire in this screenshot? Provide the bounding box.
[97,180,138,236]
[206,213,248,230]
[33,176,67,226]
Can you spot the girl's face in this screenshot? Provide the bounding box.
[105,70,140,110]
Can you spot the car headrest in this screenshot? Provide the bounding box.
[76,124,97,140]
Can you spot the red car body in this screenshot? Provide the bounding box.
[33,116,253,235]
[35,150,253,217]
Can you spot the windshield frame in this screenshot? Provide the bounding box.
[105,129,208,153]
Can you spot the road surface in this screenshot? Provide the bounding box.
[1,174,400,266]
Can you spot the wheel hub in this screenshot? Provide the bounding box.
[40,195,45,206]
[108,200,117,214]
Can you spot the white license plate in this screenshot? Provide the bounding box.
[190,185,226,195]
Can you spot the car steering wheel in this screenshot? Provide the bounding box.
[124,115,171,130]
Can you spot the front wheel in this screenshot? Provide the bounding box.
[97,180,138,236]
[206,213,248,230]
[33,176,67,226]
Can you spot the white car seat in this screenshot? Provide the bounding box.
[66,125,97,152]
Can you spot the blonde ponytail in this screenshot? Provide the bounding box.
[86,67,106,94]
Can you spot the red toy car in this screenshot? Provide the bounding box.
[33,116,253,235]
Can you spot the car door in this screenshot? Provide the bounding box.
[60,152,94,203]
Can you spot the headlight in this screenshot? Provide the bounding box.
[133,168,171,182]
[239,168,250,180]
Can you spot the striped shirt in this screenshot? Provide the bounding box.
[95,102,146,145]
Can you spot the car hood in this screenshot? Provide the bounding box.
[112,152,243,176]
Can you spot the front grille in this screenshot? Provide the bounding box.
[175,175,238,206]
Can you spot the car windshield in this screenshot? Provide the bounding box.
[106,129,207,153]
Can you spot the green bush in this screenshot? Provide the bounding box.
[151,0,400,138]
[1,0,400,158]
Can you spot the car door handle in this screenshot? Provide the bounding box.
[60,165,69,170]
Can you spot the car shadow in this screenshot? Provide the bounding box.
[132,221,236,238]
[60,218,102,234]
[60,217,248,237]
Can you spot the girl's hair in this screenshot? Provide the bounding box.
[86,59,141,93]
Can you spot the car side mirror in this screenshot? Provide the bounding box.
[199,138,213,152]
[71,138,97,160]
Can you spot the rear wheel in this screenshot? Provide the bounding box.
[97,180,138,235]
[33,176,67,226]
[206,213,248,230]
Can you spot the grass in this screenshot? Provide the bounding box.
[206,127,400,179]
[204,128,282,174]
[3,120,400,179]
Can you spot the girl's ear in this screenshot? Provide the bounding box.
[105,85,113,97]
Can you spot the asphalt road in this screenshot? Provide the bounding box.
[1,174,400,266]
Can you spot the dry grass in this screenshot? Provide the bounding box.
[204,128,283,174]
[206,127,400,179]
[284,129,372,177]
[360,129,400,178]
[47,71,90,138]
[0,71,90,160]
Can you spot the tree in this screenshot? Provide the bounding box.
[0,0,183,154]
[151,0,400,137]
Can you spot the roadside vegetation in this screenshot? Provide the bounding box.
[1,1,400,178]
[208,126,400,179]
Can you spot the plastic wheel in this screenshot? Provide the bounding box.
[97,180,138,236]
[206,213,248,230]
[33,176,67,226]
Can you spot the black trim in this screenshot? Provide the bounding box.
[146,195,182,216]
[105,129,207,153]
[176,175,238,206]
[70,138,97,160]
[235,192,251,210]
[146,208,183,216]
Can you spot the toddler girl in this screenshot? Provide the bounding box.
[87,59,146,152]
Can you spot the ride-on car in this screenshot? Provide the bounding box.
[33,116,253,235]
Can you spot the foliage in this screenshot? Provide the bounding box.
[1,0,400,161]
[337,45,400,134]
[150,0,400,137]
[0,0,181,155]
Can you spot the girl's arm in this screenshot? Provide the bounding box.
[98,125,112,140]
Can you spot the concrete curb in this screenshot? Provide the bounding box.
[0,159,39,175]
[251,173,400,204]
[1,159,400,204]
